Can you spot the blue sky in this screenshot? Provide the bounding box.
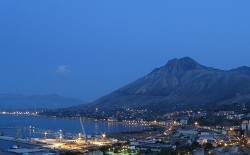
[0,0,250,102]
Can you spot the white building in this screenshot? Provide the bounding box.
[180,119,188,125]
[241,120,250,130]
[193,148,204,155]
[178,129,198,136]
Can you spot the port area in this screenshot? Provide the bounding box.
[0,135,40,146]
[33,137,112,149]
[0,135,114,154]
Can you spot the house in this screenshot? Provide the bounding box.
[180,119,188,125]
[242,120,250,130]
[178,129,198,137]
[193,148,204,155]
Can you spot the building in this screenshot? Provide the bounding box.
[166,119,173,124]
[193,148,204,155]
[241,120,250,130]
[178,129,198,137]
[218,111,234,116]
[180,119,188,125]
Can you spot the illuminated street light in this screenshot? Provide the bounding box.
[59,129,63,142]
[29,126,32,140]
[194,122,198,126]
[44,131,48,139]
[78,133,82,140]
[102,133,106,138]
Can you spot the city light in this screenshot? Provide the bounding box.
[194,122,198,126]
[44,131,48,139]
[102,133,106,138]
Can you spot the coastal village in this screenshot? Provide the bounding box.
[1,107,250,155]
[1,0,250,154]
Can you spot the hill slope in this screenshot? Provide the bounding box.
[86,57,250,112]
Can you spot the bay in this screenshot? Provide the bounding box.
[0,114,147,150]
[0,114,147,136]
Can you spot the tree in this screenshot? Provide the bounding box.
[60,151,82,155]
[191,142,202,149]
[203,143,214,151]
[156,148,173,155]
[174,141,181,147]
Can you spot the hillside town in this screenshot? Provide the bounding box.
[2,102,250,155]
[1,0,250,154]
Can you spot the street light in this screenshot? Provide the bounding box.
[78,133,81,140]
[29,126,32,139]
[44,131,48,139]
[102,133,106,138]
[194,122,198,126]
[59,130,63,142]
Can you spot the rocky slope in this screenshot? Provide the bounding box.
[86,57,250,111]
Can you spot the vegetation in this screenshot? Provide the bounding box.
[203,143,214,151]
[60,151,82,155]
[156,148,173,155]
[198,115,241,126]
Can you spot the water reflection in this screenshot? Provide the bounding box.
[0,114,148,138]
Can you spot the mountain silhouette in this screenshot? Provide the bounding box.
[86,57,250,112]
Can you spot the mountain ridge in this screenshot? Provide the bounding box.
[84,57,250,112]
[0,94,84,110]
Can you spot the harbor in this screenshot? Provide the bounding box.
[0,134,115,154]
[0,126,118,155]
[0,114,147,154]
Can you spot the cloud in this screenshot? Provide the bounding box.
[56,65,72,75]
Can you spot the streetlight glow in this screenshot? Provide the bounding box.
[102,133,106,138]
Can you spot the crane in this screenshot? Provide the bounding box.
[80,117,88,144]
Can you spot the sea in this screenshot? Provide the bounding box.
[0,114,148,150]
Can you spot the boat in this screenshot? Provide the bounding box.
[10,145,21,149]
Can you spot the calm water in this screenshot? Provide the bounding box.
[0,140,36,150]
[0,114,147,136]
[0,114,147,150]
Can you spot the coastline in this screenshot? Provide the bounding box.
[32,114,150,127]
[0,136,41,147]
[0,114,150,135]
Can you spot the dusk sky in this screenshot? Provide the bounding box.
[0,0,250,102]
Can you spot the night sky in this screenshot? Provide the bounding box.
[0,0,250,102]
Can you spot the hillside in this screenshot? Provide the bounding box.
[86,57,250,112]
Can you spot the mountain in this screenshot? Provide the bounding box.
[0,94,84,110]
[85,57,250,112]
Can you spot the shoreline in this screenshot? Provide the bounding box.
[0,136,41,147]
[0,114,150,135]
[37,115,151,127]
[0,113,150,126]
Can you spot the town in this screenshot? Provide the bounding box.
[1,102,250,155]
